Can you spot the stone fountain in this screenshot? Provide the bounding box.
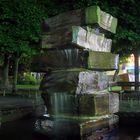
[31,6,119,140]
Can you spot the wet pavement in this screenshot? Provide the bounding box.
[0,117,140,140]
[0,97,33,108]
[0,117,47,140]
[119,125,140,140]
[0,118,32,140]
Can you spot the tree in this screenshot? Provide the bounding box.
[0,0,45,90]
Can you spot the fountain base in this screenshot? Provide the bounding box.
[34,114,118,140]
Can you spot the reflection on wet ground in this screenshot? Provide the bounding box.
[0,117,140,140]
[0,118,40,140]
[119,125,140,140]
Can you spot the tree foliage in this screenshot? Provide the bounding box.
[0,0,45,56]
[0,0,46,87]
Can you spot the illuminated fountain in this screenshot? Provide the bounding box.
[31,6,119,139]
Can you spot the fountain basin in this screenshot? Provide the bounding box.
[34,114,119,139]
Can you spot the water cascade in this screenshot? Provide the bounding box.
[31,5,119,139]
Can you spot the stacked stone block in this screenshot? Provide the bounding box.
[32,5,119,139]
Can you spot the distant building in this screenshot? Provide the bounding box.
[120,54,140,82]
